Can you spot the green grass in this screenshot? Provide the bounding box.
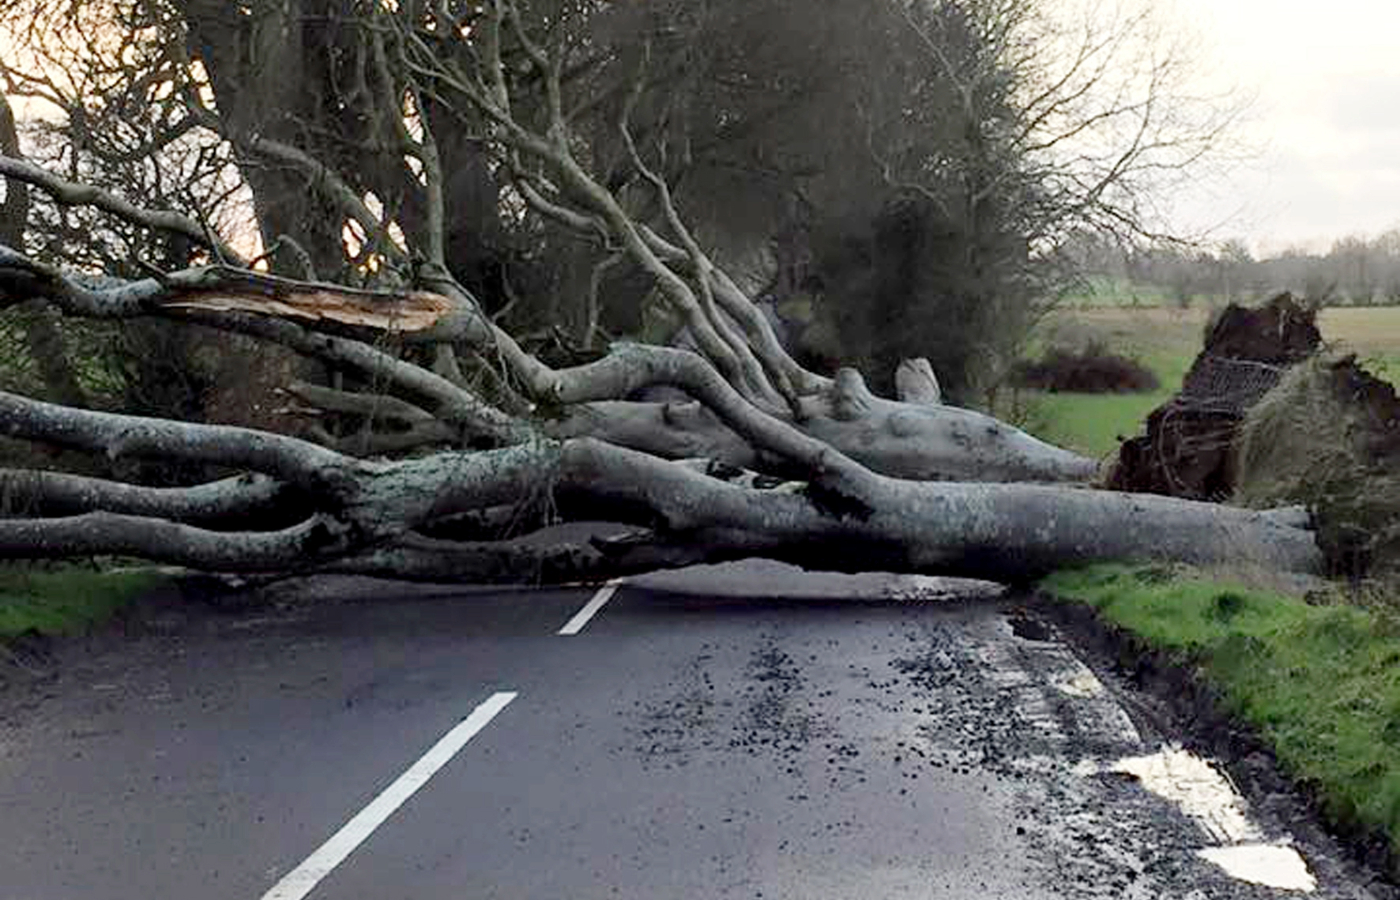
[1056,275,1196,309]
[0,565,165,640]
[1358,353,1400,384]
[1016,390,1170,458]
[1043,564,1400,852]
[1005,343,1196,458]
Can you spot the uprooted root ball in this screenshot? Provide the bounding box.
[1235,355,1400,582]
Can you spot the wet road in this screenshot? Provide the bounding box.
[0,567,1384,898]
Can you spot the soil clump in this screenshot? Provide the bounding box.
[1107,293,1320,500]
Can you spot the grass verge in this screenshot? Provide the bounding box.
[1041,563,1400,856]
[0,564,166,640]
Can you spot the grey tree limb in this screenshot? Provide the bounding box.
[0,469,295,525]
[0,390,357,496]
[0,155,245,264]
[0,390,1321,583]
[0,512,344,571]
[329,438,1324,583]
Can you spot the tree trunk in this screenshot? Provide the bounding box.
[551,370,1095,483]
[1,95,88,411]
[18,302,87,410]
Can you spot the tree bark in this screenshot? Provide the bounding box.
[1,97,89,410]
[0,390,1320,582]
[0,250,1096,483]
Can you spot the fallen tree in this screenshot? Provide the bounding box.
[0,2,1321,585]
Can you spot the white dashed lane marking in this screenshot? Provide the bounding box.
[557,578,623,636]
[259,691,517,900]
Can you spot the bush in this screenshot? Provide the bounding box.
[1010,342,1160,393]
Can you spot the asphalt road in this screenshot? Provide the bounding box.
[0,566,1387,899]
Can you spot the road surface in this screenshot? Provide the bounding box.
[0,565,1387,898]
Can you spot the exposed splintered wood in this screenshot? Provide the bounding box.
[166,287,454,332]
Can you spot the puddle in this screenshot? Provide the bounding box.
[1110,746,1259,843]
[1198,845,1317,892]
[1053,670,1104,698]
[885,576,1005,602]
[1100,746,1316,892]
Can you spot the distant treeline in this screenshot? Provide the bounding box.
[1063,231,1400,307]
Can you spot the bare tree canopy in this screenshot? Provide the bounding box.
[0,0,1313,586]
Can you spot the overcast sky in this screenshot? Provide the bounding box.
[1159,0,1400,253]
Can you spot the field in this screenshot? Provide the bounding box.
[1010,304,1400,458]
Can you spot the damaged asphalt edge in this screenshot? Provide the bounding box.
[1030,572,1400,896]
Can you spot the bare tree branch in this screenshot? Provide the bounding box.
[0,468,294,524]
[0,389,355,496]
[0,512,343,571]
[0,154,245,264]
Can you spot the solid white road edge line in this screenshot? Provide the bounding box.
[259,691,518,900]
[558,578,623,636]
